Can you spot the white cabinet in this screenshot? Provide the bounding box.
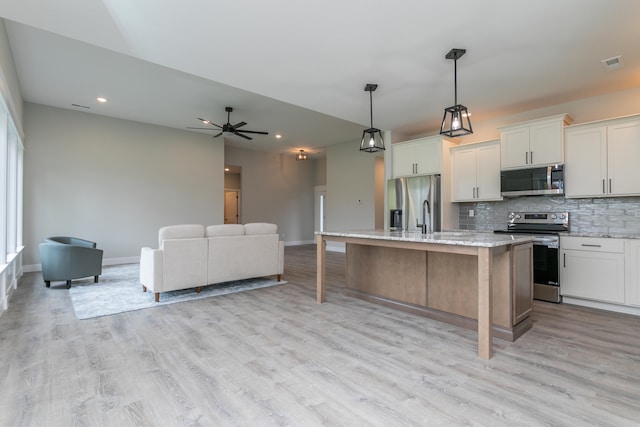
[500,114,572,169]
[565,116,640,198]
[560,236,625,304]
[392,136,455,178]
[451,140,502,202]
[625,239,640,307]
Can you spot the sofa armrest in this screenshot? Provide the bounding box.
[140,247,163,292]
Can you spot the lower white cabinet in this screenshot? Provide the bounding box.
[625,239,640,307]
[560,236,625,304]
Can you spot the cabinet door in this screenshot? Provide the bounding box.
[415,140,441,175]
[625,240,640,307]
[564,125,608,198]
[476,143,502,200]
[529,120,564,166]
[392,142,417,177]
[501,127,530,169]
[451,148,477,202]
[561,249,625,304]
[608,119,640,196]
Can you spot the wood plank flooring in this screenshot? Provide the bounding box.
[1,244,639,426]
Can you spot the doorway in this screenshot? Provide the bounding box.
[224,190,240,224]
[224,165,242,224]
[314,185,327,232]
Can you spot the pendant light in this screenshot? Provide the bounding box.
[440,48,473,137]
[360,83,385,153]
[296,150,308,161]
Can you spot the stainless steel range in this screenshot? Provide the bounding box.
[494,212,569,303]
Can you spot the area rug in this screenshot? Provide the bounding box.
[68,263,286,320]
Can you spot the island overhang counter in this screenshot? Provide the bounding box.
[315,230,534,360]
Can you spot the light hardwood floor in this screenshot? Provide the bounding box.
[1,245,639,426]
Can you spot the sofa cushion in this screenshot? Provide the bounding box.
[206,224,245,237]
[245,223,278,235]
[158,224,205,246]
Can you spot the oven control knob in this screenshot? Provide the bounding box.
[508,213,515,220]
[560,214,565,219]
[515,214,521,219]
[551,214,557,219]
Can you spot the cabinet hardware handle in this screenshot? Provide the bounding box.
[609,178,612,193]
[563,253,566,268]
[530,151,533,164]
[525,152,528,164]
[581,244,602,247]
[476,187,479,198]
[602,179,606,194]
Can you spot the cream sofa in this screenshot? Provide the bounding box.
[140,223,284,302]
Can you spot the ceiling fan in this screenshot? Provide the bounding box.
[187,107,268,140]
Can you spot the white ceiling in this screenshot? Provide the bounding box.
[2,1,640,157]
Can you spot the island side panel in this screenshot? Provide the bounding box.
[346,243,427,306]
[512,242,534,324]
[426,249,512,328]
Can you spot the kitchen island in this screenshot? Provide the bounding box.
[316,230,534,359]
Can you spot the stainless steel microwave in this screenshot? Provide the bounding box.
[501,165,564,197]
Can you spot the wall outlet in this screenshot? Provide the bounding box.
[469,209,475,217]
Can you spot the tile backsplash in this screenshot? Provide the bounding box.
[458,196,640,235]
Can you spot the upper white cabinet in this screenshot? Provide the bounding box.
[499,114,573,170]
[392,136,456,178]
[451,140,502,202]
[565,116,640,198]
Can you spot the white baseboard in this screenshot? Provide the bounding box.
[284,240,315,246]
[23,256,140,273]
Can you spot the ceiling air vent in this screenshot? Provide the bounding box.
[601,55,623,71]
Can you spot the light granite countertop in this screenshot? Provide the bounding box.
[316,229,534,248]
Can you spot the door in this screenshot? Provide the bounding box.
[224,191,240,224]
[608,119,640,196]
[564,125,607,197]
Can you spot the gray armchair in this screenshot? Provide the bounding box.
[39,237,104,288]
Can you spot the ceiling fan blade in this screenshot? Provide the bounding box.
[236,130,269,135]
[196,118,222,128]
[234,131,253,140]
[232,121,247,129]
[212,132,223,138]
[186,127,218,130]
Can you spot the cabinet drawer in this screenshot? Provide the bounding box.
[561,236,624,253]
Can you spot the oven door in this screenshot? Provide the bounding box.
[532,238,561,303]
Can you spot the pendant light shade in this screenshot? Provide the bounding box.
[360,84,385,153]
[296,150,308,161]
[440,48,473,137]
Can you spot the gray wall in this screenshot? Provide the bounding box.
[326,139,383,232]
[23,103,225,266]
[224,146,316,244]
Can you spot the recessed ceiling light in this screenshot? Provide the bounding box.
[97,97,107,103]
[224,167,230,172]
[275,134,282,139]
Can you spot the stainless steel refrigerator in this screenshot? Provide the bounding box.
[387,175,441,232]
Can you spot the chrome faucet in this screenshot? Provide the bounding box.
[417,199,431,234]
